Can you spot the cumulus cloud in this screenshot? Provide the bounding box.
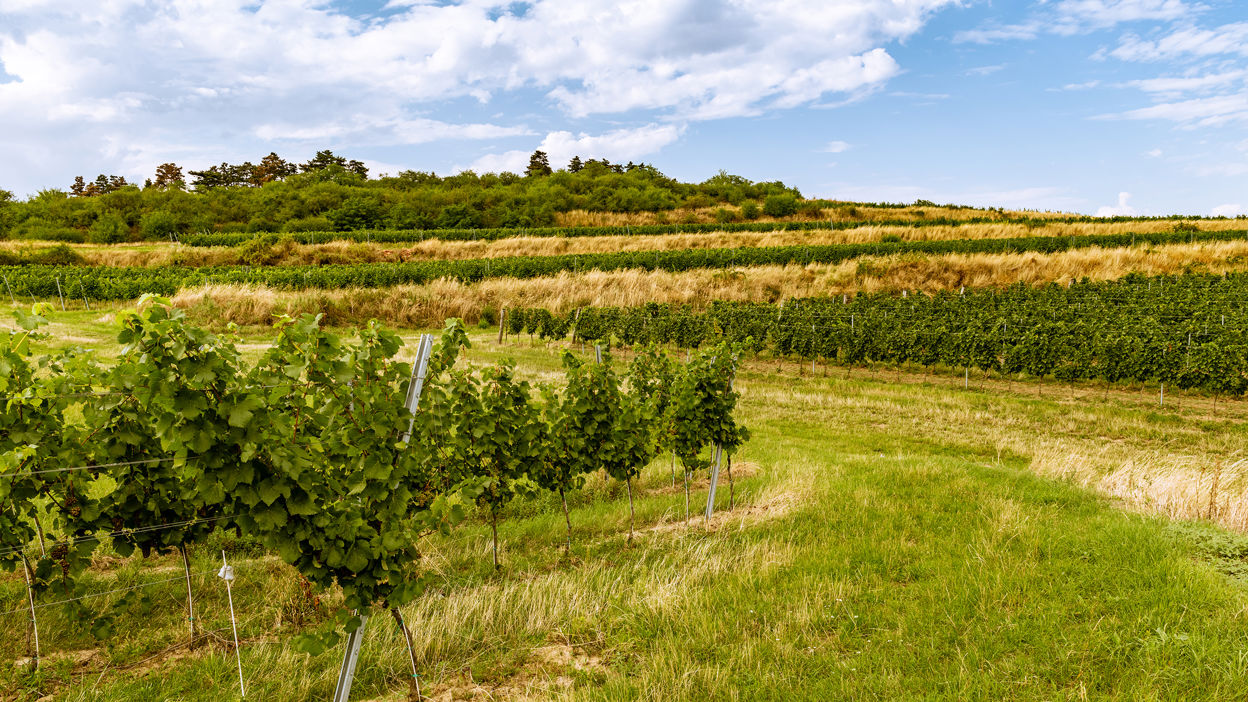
[0,0,957,193]
[822,141,852,154]
[1096,192,1138,216]
[1212,203,1244,217]
[465,124,685,174]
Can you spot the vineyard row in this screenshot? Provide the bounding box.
[506,272,1248,395]
[2,303,746,669]
[176,214,1240,247]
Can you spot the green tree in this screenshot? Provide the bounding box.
[526,150,552,177]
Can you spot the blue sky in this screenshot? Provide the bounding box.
[1,0,1245,215]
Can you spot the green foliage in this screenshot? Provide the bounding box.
[86,212,130,244]
[7,159,810,240]
[139,210,180,240]
[762,194,798,218]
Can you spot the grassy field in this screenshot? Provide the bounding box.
[5,314,1248,700]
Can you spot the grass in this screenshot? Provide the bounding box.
[5,320,1248,699]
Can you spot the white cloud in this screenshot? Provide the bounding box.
[1096,192,1138,216]
[465,124,685,174]
[1109,23,1248,61]
[966,64,1006,76]
[0,0,959,193]
[822,141,852,154]
[1212,203,1244,217]
[1146,148,1163,157]
[1109,93,1248,126]
[956,0,1196,44]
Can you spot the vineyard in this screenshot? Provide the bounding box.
[7,194,1248,700]
[174,214,1228,247]
[4,227,1248,302]
[507,272,1248,395]
[1,301,746,699]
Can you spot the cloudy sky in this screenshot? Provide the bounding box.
[1,0,1245,214]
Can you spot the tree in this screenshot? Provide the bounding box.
[526,150,552,177]
[70,176,86,197]
[253,152,297,184]
[301,150,368,178]
[152,163,184,189]
[567,156,584,173]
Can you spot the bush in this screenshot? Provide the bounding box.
[739,201,759,220]
[762,194,798,218]
[282,216,334,233]
[87,212,130,244]
[140,210,180,240]
[328,197,384,231]
[713,208,737,224]
[14,217,83,242]
[236,234,297,266]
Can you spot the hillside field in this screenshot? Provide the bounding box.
[6,197,1248,701]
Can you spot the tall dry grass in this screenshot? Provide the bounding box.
[170,239,1248,328]
[553,203,1066,227]
[36,218,1247,269]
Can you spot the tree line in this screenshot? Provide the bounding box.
[0,150,802,243]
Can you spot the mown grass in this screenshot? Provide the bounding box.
[5,321,1248,699]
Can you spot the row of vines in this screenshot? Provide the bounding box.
[1,301,746,680]
[175,214,1215,247]
[4,228,1248,301]
[508,273,1248,395]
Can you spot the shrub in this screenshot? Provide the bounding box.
[762,194,798,218]
[235,234,297,266]
[328,197,384,231]
[282,216,334,233]
[739,201,759,220]
[713,208,737,224]
[87,212,130,244]
[140,210,180,240]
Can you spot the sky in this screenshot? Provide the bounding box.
[0,0,1245,215]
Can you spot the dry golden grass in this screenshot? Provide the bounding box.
[28,218,1245,269]
[553,203,1066,227]
[170,239,1248,328]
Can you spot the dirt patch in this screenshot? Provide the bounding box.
[651,461,760,496]
[645,486,800,536]
[423,639,608,701]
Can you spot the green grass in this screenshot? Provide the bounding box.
[4,314,1248,699]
